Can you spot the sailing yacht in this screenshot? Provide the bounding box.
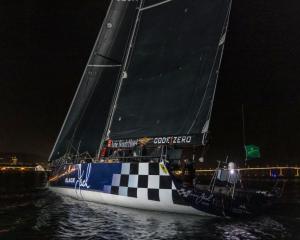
[49,0,280,217]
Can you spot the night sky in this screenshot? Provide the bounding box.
[0,1,299,164]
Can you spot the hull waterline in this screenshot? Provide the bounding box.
[49,162,213,216]
[50,186,210,216]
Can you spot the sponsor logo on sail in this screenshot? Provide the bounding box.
[109,136,192,148]
[111,139,139,148]
[138,137,153,146]
[153,136,192,145]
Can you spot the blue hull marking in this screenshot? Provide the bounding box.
[50,162,194,212]
[50,163,122,193]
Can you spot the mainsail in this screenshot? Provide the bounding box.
[106,0,232,146]
[49,0,232,161]
[49,1,139,161]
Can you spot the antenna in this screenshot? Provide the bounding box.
[242,104,247,163]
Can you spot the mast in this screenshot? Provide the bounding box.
[98,0,145,155]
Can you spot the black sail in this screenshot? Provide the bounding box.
[49,1,139,161]
[108,0,232,145]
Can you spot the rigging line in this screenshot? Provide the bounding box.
[186,51,221,135]
[187,0,232,136]
[66,60,103,158]
[139,0,173,11]
[48,0,115,162]
[201,0,233,144]
[66,81,98,156]
[204,0,232,124]
[87,64,122,68]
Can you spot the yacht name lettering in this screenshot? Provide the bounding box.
[75,163,91,191]
[65,178,75,184]
[154,136,192,144]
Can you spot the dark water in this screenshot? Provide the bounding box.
[0,178,300,240]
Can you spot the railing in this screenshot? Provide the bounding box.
[100,155,161,163]
[196,167,300,178]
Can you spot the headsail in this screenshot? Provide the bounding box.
[49,1,139,161]
[106,0,232,146]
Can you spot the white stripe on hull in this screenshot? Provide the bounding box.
[50,186,212,216]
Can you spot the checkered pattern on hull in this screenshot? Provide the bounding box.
[104,162,188,206]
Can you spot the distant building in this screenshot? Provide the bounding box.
[11,156,18,165]
[0,152,45,167]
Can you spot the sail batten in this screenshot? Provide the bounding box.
[139,0,173,11]
[87,65,122,68]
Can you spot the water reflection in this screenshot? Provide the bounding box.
[0,189,299,240]
[215,217,289,240]
[49,197,215,240]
